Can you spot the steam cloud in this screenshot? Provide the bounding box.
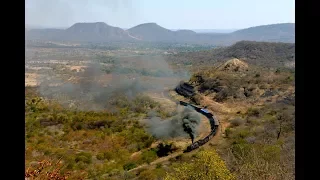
[146,105,201,143]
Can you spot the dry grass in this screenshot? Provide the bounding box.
[25,158,71,180]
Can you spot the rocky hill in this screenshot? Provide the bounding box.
[166,41,295,68]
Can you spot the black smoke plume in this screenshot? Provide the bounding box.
[146,105,201,142]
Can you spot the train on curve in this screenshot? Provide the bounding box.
[178,101,219,152]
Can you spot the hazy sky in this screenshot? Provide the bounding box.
[25,0,295,29]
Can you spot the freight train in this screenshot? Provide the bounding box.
[178,101,219,152]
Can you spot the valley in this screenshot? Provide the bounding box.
[25,40,294,179]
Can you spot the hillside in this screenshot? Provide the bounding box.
[166,41,295,68]
[26,22,295,45]
[184,59,295,180]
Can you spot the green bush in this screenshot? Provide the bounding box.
[238,129,251,139]
[75,152,92,164]
[231,142,252,160]
[141,149,157,164]
[225,127,232,138]
[96,153,105,160]
[261,145,281,162]
[103,152,113,161]
[123,162,137,171]
[156,163,162,169]
[71,122,85,130]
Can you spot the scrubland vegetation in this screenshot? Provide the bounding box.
[25,87,177,179]
[223,103,295,180]
[185,60,295,180]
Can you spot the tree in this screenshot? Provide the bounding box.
[164,149,235,180]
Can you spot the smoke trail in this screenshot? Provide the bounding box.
[38,63,151,110]
[146,105,201,142]
[36,55,190,111]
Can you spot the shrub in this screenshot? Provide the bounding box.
[103,151,113,161]
[139,169,157,180]
[231,142,252,160]
[225,128,232,138]
[215,89,229,102]
[118,171,136,179]
[247,108,260,117]
[237,129,251,139]
[191,94,203,105]
[96,153,105,160]
[200,78,221,91]
[165,149,236,180]
[245,136,256,144]
[156,163,162,169]
[123,162,137,171]
[75,123,84,130]
[261,145,281,162]
[230,117,245,127]
[75,152,92,164]
[141,149,157,164]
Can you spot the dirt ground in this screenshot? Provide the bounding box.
[25,73,39,87]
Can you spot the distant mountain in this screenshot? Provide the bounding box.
[26,22,295,45]
[174,30,197,40]
[170,29,238,33]
[127,23,175,41]
[190,29,238,33]
[27,22,135,42]
[175,30,197,34]
[25,24,68,30]
[229,23,295,43]
[26,29,65,41]
[63,22,134,42]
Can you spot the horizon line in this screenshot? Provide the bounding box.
[25,21,295,31]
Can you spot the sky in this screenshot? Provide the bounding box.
[25,0,295,29]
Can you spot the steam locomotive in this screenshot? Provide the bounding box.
[178,101,219,152]
[175,81,195,97]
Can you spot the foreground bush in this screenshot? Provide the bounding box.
[165,149,235,180]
